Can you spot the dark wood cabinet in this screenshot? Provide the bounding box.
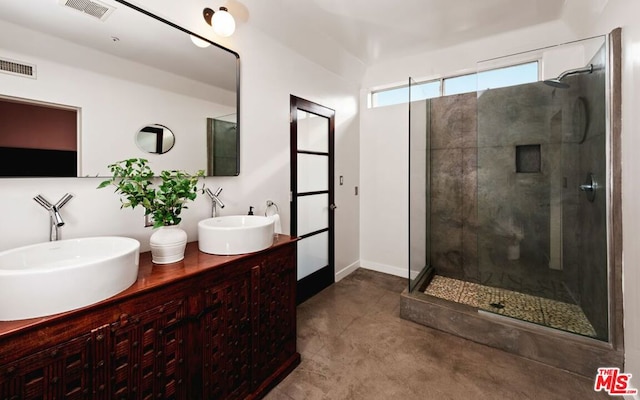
[93,297,189,400]
[254,244,297,388]
[0,334,92,400]
[0,238,299,400]
[201,269,254,400]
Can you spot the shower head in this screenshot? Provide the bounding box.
[543,64,594,89]
[543,79,570,89]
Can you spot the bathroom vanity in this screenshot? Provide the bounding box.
[0,236,299,399]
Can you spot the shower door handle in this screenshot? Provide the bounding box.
[579,173,597,202]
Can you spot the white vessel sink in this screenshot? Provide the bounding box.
[0,236,140,321]
[198,215,275,255]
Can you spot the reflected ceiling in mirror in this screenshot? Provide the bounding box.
[0,0,239,177]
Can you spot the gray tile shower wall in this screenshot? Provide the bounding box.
[476,83,554,294]
[429,93,478,281]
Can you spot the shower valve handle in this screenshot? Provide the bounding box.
[579,173,597,202]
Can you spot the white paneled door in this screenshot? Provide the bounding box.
[290,95,335,304]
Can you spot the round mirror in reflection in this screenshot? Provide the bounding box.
[135,124,175,154]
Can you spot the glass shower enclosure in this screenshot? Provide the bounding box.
[408,35,609,341]
[408,76,431,292]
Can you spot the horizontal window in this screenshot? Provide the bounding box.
[443,73,477,96]
[371,86,409,108]
[371,80,440,108]
[370,61,539,108]
[411,80,440,102]
[477,62,538,91]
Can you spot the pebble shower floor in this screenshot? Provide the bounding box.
[424,275,597,337]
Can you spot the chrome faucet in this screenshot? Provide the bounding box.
[205,187,225,217]
[34,193,74,241]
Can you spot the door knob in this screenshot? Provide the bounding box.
[329,204,337,210]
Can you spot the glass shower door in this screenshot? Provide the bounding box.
[558,43,609,340]
[474,36,609,340]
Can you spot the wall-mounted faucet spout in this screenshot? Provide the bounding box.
[205,187,225,217]
[34,193,74,241]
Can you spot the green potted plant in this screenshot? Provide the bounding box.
[98,158,204,264]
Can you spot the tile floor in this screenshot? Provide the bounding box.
[265,268,609,400]
[424,275,598,337]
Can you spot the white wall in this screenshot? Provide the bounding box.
[359,102,409,277]
[0,0,361,280]
[232,22,361,280]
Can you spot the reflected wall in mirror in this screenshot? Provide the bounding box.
[0,96,78,177]
[0,0,239,177]
[135,124,175,155]
[207,115,239,176]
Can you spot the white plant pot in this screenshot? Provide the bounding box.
[150,225,187,264]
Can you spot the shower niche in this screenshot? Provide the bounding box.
[402,31,623,377]
[515,144,541,173]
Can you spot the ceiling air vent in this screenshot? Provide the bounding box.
[59,0,116,21]
[0,58,36,79]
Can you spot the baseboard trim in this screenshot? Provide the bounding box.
[360,260,419,279]
[335,260,360,282]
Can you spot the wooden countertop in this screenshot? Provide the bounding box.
[0,235,297,338]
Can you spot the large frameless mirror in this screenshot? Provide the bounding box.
[0,0,240,177]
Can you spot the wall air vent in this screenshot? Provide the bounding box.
[58,0,116,21]
[0,58,36,79]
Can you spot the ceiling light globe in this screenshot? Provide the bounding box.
[190,34,211,48]
[212,7,235,37]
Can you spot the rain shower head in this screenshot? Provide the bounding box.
[543,64,594,89]
[543,78,570,89]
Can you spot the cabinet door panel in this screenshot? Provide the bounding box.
[104,298,187,400]
[255,245,297,385]
[0,334,91,400]
[202,272,253,400]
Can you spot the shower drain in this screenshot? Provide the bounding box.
[489,302,505,309]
